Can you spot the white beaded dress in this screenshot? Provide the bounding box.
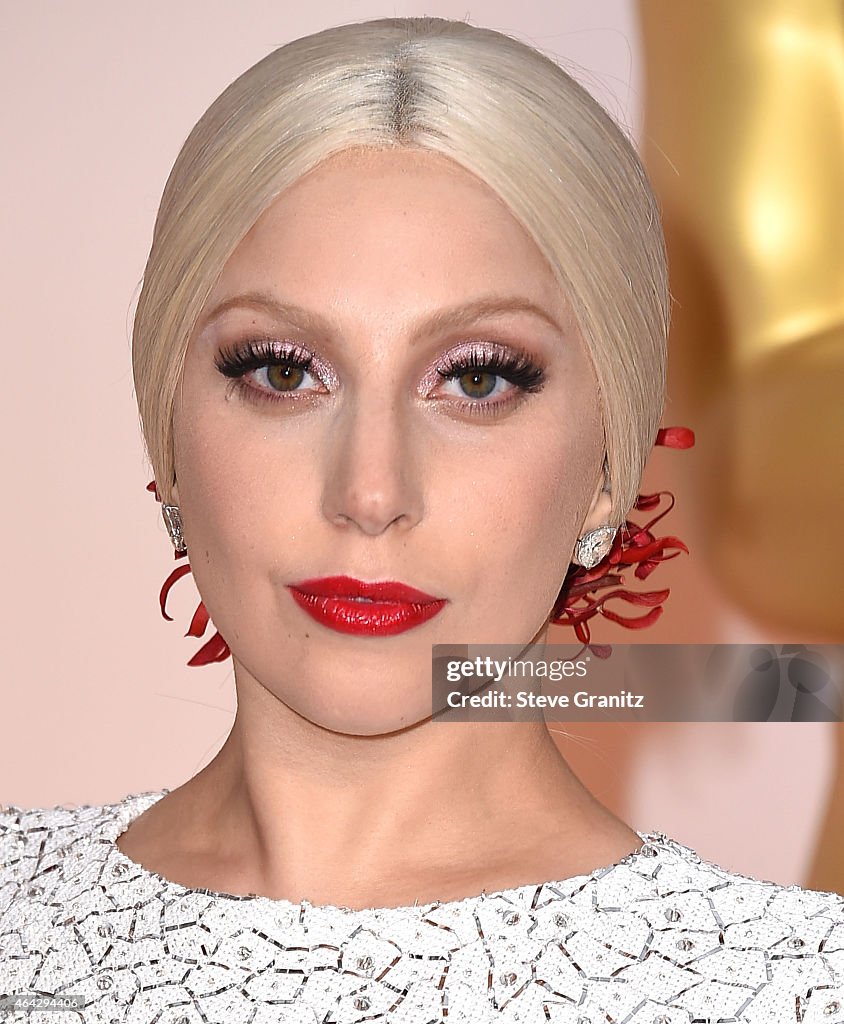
[2,788,844,1023]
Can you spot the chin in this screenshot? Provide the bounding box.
[258,673,433,736]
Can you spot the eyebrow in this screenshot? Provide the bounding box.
[198,291,567,341]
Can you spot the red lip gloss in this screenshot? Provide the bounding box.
[287,575,447,636]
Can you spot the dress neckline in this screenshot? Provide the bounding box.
[99,787,677,919]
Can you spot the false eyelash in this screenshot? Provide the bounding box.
[214,338,314,377]
[213,337,546,414]
[436,347,546,393]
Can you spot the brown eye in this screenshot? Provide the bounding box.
[266,363,306,392]
[435,345,546,413]
[458,371,498,399]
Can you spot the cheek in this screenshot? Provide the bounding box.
[171,371,264,559]
[171,404,317,655]
[175,407,313,560]
[441,421,600,609]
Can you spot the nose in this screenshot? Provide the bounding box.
[321,398,424,536]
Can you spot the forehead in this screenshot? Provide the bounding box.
[212,147,571,324]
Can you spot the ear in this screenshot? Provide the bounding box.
[578,461,613,537]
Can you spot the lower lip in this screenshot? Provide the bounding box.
[288,590,447,636]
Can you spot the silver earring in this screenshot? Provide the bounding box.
[573,525,616,569]
[161,504,187,554]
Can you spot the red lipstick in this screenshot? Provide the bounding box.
[287,575,447,636]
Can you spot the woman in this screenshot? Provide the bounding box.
[2,16,842,1024]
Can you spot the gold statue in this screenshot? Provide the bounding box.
[638,0,844,639]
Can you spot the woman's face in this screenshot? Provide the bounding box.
[172,146,611,734]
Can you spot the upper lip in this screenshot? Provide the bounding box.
[289,575,444,604]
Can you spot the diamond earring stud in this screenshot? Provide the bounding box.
[161,504,187,554]
[572,525,616,569]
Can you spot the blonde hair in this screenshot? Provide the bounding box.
[132,16,668,527]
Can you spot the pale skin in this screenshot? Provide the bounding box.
[118,146,643,909]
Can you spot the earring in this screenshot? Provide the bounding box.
[161,504,187,554]
[572,525,617,569]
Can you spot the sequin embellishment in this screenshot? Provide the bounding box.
[2,790,844,1023]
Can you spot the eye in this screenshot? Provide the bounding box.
[259,361,313,393]
[214,338,327,403]
[435,344,546,416]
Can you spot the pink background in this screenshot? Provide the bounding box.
[0,1,834,887]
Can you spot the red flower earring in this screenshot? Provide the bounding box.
[551,425,695,657]
[145,482,231,667]
[149,425,694,666]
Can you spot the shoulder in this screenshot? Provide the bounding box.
[606,833,844,1021]
[639,831,844,925]
[0,791,160,909]
[0,797,114,891]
